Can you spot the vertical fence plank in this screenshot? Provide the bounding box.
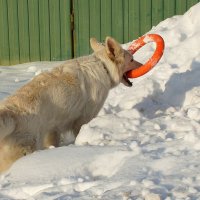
[7,0,20,65]
[100,0,112,41]
[49,0,61,61]
[89,0,101,53]
[39,0,50,61]
[76,0,90,56]
[89,0,101,40]
[60,0,72,60]
[140,0,152,35]
[28,0,40,61]
[73,0,79,57]
[128,0,140,39]
[89,0,101,48]
[0,0,10,65]
[112,0,124,42]
[176,0,187,14]
[152,0,164,27]
[164,0,176,19]
[18,0,30,63]
[124,0,129,43]
[79,0,90,56]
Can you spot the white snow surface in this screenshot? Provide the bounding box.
[1,3,200,200]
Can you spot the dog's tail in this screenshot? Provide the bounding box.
[0,109,16,141]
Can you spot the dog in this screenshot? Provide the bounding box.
[0,37,142,172]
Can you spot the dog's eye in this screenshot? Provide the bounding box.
[130,58,134,62]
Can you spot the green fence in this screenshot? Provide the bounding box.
[0,0,199,65]
[0,0,72,65]
[74,0,200,56]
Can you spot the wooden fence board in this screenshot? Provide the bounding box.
[39,0,50,61]
[7,0,20,64]
[0,0,10,65]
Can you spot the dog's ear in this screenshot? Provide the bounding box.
[90,38,104,52]
[105,37,122,61]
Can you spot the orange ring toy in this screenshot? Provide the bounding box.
[127,34,165,78]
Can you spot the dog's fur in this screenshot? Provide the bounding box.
[0,37,142,172]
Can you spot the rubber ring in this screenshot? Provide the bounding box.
[127,34,165,78]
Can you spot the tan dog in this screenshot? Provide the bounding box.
[0,37,142,172]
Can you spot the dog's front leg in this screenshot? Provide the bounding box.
[71,123,82,138]
[60,121,82,146]
[43,131,60,148]
[71,118,89,139]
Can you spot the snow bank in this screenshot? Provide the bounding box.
[1,3,200,200]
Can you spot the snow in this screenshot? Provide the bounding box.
[1,3,200,199]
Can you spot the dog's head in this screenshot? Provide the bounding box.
[90,37,142,87]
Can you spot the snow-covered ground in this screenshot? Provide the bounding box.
[1,3,200,200]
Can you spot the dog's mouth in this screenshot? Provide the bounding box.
[122,73,132,87]
[122,59,143,87]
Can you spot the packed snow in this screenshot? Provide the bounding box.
[1,3,200,200]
